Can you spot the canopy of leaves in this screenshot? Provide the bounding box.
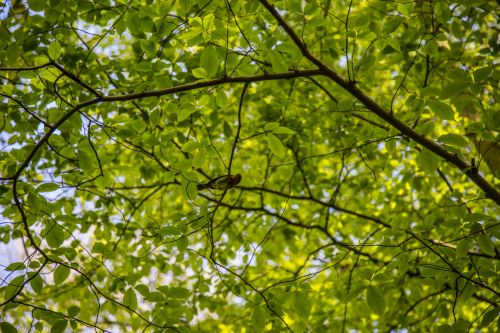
[0,0,499,332]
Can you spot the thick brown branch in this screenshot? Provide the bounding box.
[101,69,322,102]
[257,0,500,206]
[11,69,321,181]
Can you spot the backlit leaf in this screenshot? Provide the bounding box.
[438,134,469,148]
[48,41,62,60]
[367,286,385,316]
[54,265,70,284]
[267,134,286,157]
[123,288,138,310]
[427,100,455,120]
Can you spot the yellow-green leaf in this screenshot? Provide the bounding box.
[477,235,495,256]
[367,286,385,316]
[123,288,138,310]
[438,134,469,148]
[54,265,70,285]
[416,148,440,171]
[427,100,455,120]
[36,183,59,193]
[267,134,286,157]
[48,41,62,60]
[186,182,198,200]
[192,68,207,79]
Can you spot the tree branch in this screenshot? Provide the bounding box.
[257,0,500,206]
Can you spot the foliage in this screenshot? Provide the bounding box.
[1,0,499,332]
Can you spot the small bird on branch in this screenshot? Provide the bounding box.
[197,174,242,190]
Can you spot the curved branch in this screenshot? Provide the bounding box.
[257,0,500,206]
[11,69,321,181]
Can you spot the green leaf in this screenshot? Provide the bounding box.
[193,149,207,168]
[273,126,296,134]
[53,265,70,284]
[147,291,164,303]
[480,307,499,328]
[6,262,26,271]
[450,20,464,38]
[192,67,208,79]
[455,240,469,258]
[366,286,385,316]
[48,41,62,60]
[50,320,67,333]
[77,150,93,172]
[264,122,280,131]
[123,288,138,310]
[386,38,400,52]
[416,148,439,172]
[139,40,156,57]
[397,3,412,16]
[36,183,59,193]
[177,236,188,251]
[92,242,109,255]
[0,322,18,333]
[4,275,24,299]
[27,193,42,210]
[139,17,155,33]
[477,235,495,256]
[434,1,450,22]
[170,287,190,299]
[436,324,452,333]
[269,52,288,73]
[177,104,196,122]
[30,274,44,294]
[179,27,202,40]
[45,223,66,248]
[473,67,492,82]
[438,134,469,148]
[251,305,266,332]
[149,108,160,127]
[55,215,79,223]
[427,100,455,120]
[27,0,45,11]
[133,62,152,72]
[451,319,470,333]
[292,291,311,319]
[135,284,150,297]
[383,16,404,33]
[422,39,438,56]
[186,182,198,200]
[67,306,80,317]
[6,44,21,65]
[267,134,286,157]
[397,254,409,275]
[223,121,233,137]
[200,45,220,77]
